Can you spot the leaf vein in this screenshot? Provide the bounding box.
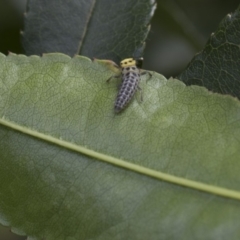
[1,117,240,201]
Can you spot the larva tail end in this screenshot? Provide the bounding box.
[114,106,122,113]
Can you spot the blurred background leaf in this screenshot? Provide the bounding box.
[0,0,25,55]
[21,0,156,63]
[144,0,240,77]
[178,5,240,98]
[1,0,239,76]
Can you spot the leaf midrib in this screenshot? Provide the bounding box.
[1,117,240,201]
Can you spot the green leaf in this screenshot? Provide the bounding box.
[22,0,156,61]
[1,53,240,239]
[178,5,240,98]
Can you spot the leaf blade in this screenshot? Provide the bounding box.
[22,0,96,56]
[22,0,156,62]
[1,53,240,239]
[2,116,240,202]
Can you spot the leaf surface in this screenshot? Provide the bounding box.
[0,53,240,239]
[22,0,156,62]
[178,5,240,98]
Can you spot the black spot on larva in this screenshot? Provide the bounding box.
[126,67,130,71]
[131,67,136,70]
[132,72,137,76]
[124,62,127,64]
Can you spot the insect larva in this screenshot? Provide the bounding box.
[107,58,151,113]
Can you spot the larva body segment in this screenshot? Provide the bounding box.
[114,64,141,113]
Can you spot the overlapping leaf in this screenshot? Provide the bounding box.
[22,0,156,62]
[178,4,240,98]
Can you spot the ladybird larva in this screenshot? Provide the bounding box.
[107,58,151,113]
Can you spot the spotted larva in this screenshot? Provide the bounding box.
[107,58,151,113]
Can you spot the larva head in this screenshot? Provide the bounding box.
[120,58,136,68]
[120,58,143,68]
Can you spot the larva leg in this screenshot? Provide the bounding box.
[106,75,121,83]
[140,71,152,82]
